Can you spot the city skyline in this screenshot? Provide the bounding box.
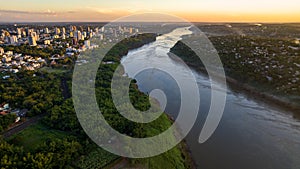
[1,0,300,22]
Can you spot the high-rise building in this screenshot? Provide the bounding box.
[31,32,39,41]
[44,27,49,34]
[70,25,77,32]
[62,27,66,34]
[27,29,34,36]
[17,28,22,36]
[55,27,61,35]
[74,31,82,41]
[28,35,37,46]
[89,32,93,38]
[81,35,85,41]
[9,35,18,44]
[3,31,10,37]
[79,26,84,32]
[83,32,87,38]
[22,31,26,37]
[72,38,78,45]
[69,31,74,38]
[0,47,4,55]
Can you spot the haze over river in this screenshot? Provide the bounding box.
[121,26,300,169]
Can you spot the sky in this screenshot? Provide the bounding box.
[0,0,300,22]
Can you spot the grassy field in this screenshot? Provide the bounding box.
[39,66,69,74]
[6,122,69,152]
[6,122,120,168]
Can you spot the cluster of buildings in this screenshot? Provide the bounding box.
[0,26,93,51]
[0,24,139,48]
[0,48,46,73]
[0,24,141,68]
[0,103,27,123]
[0,103,10,115]
[214,35,300,92]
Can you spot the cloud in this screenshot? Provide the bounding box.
[67,11,77,14]
[0,9,57,15]
[86,6,154,14]
[85,7,115,14]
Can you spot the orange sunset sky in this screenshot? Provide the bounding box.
[0,0,300,22]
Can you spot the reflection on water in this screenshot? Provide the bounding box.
[121,26,300,169]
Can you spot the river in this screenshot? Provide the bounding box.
[121,26,300,169]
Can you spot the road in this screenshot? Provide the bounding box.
[2,113,47,139]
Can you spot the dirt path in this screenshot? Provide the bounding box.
[61,77,71,100]
[107,158,129,169]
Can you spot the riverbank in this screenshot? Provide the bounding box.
[170,41,300,114]
[96,33,196,168]
[165,113,197,169]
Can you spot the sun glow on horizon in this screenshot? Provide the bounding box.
[0,0,300,22]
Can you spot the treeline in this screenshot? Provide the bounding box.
[0,71,64,131]
[0,136,83,169]
[2,44,65,59]
[0,114,16,132]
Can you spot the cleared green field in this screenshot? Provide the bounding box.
[39,66,69,74]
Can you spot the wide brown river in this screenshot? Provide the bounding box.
[121,27,300,169]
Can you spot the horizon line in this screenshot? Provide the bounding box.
[1,21,300,24]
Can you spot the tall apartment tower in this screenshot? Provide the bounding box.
[28,35,37,46]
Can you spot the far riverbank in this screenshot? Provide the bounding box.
[170,41,300,115]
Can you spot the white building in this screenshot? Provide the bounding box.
[62,27,66,34]
[84,40,91,48]
[44,40,51,45]
[44,27,49,34]
[17,28,22,35]
[99,34,104,40]
[0,47,4,55]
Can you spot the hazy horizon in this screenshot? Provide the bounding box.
[1,0,300,23]
[1,21,300,24]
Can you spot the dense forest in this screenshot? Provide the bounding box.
[0,33,193,168]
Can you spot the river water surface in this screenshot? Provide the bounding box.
[121,27,300,169]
